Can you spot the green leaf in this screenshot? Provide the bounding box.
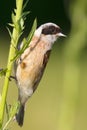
[20,18,24,30]
[0,69,7,77]
[21,11,30,20]
[23,0,29,11]
[14,9,17,14]
[8,102,20,119]
[8,23,14,27]
[18,11,30,32]
[11,11,16,24]
[22,18,37,50]
[6,27,12,38]
[3,102,20,130]
[27,18,37,44]
[12,18,37,61]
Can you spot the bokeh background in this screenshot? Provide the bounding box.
[0,0,87,130]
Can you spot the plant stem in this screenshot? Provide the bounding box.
[0,0,24,128]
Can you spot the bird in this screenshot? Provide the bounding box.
[15,22,66,126]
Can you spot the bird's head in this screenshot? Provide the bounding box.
[35,23,66,44]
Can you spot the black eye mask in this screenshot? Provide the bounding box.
[42,25,61,35]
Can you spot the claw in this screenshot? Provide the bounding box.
[9,76,17,81]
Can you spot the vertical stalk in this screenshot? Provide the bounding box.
[0,0,24,128]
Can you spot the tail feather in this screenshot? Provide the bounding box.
[16,105,25,126]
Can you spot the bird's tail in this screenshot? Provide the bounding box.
[16,104,25,126]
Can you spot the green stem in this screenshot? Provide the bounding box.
[0,0,24,128]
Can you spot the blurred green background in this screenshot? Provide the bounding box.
[0,0,87,130]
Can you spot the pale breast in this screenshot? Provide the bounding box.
[16,37,51,91]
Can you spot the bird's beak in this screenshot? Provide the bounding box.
[58,32,66,37]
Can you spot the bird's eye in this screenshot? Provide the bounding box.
[49,26,56,34]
